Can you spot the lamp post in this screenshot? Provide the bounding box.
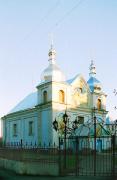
[62,111,68,168]
[93,107,97,176]
[52,118,58,132]
[63,112,68,147]
[93,107,97,147]
[53,111,79,169]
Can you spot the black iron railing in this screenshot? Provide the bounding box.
[0,135,116,177]
[59,135,117,177]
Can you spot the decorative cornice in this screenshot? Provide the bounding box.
[36,80,69,89]
[2,107,38,120]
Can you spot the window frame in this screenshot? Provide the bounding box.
[97,99,101,110]
[43,90,48,103]
[59,90,65,103]
[13,123,17,137]
[78,116,84,124]
[28,121,33,136]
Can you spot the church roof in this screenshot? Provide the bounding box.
[67,74,83,84]
[9,92,38,114]
[87,76,101,92]
[67,75,78,84]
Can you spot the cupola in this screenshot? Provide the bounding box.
[41,44,66,83]
[87,60,102,92]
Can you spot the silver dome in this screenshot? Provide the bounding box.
[41,45,66,83]
[41,63,66,82]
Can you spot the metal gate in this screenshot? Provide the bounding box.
[59,135,117,177]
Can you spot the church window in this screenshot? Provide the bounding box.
[59,90,65,103]
[97,99,101,110]
[79,88,83,93]
[29,121,33,136]
[43,90,47,103]
[13,124,17,136]
[78,116,84,124]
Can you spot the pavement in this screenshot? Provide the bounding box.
[0,168,116,180]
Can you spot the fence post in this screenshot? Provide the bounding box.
[64,125,67,169]
[112,135,115,177]
[20,139,22,148]
[59,137,61,176]
[76,136,79,176]
[94,116,97,176]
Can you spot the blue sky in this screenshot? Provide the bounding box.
[0,0,117,121]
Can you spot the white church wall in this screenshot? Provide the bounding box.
[4,118,21,144]
[23,116,38,146]
[92,93,106,110]
[52,82,69,104]
[52,109,62,145]
[37,83,52,105]
[72,111,92,124]
[41,108,52,146]
[2,120,6,143]
[92,94,97,108]
[101,95,106,110]
[3,110,39,146]
[6,121,10,143]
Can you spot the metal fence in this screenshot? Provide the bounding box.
[0,136,116,177]
[59,135,117,177]
[0,145,59,164]
[3,141,58,149]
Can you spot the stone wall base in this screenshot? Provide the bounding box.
[0,158,59,176]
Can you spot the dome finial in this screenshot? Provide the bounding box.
[89,60,96,77]
[48,33,56,64]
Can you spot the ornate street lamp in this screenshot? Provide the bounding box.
[53,111,79,136]
[53,111,79,169]
[62,112,68,144]
[62,111,68,168]
[53,118,58,132]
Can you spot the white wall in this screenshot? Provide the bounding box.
[41,108,52,146]
[4,111,39,146]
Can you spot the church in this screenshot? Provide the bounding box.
[2,44,108,147]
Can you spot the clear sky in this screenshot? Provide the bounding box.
[0,0,117,123]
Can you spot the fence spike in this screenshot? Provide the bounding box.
[39,142,41,147]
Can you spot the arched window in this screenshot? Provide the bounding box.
[43,91,47,103]
[59,90,65,103]
[97,99,101,110]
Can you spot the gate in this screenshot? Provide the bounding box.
[59,135,117,177]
